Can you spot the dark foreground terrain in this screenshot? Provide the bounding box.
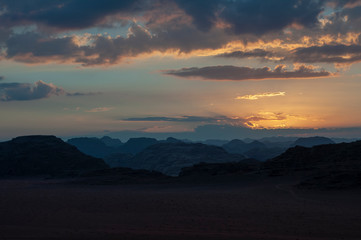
[1,176,361,240]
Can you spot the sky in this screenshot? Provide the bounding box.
[1,0,361,141]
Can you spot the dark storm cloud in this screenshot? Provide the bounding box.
[0,0,144,30]
[174,0,221,32]
[5,32,79,61]
[0,80,97,101]
[291,44,361,64]
[164,65,331,81]
[0,0,327,34]
[0,76,4,80]
[1,1,360,67]
[5,24,232,66]
[175,0,324,35]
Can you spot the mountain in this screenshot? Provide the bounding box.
[119,137,159,155]
[127,142,245,176]
[0,135,108,177]
[221,139,283,161]
[264,141,361,189]
[67,137,116,158]
[291,136,335,148]
[200,139,229,146]
[163,137,183,143]
[100,136,123,147]
[222,139,266,154]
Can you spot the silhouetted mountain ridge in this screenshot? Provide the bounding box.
[0,135,108,176]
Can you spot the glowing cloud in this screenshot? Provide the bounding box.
[235,92,286,100]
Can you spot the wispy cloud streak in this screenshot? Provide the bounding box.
[235,92,286,100]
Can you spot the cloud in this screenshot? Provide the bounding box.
[216,49,274,59]
[123,115,233,123]
[0,1,359,67]
[0,80,65,101]
[0,0,324,36]
[175,0,324,35]
[66,92,101,97]
[85,107,113,113]
[0,0,145,30]
[235,92,286,100]
[164,64,332,81]
[4,24,232,66]
[123,112,299,129]
[0,80,96,101]
[0,76,4,81]
[291,44,361,64]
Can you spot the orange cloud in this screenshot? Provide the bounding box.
[235,92,286,100]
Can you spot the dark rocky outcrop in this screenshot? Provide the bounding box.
[128,142,246,176]
[0,135,108,177]
[264,140,361,188]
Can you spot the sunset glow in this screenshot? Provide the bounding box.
[1,0,361,140]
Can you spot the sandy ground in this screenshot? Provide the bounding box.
[0,176,361,240]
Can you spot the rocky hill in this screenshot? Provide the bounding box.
[264,140,361,189]
[0,135,108,177]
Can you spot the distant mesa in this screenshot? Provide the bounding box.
[0,135,108,177]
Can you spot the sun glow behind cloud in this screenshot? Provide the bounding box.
[1,0,361,139]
